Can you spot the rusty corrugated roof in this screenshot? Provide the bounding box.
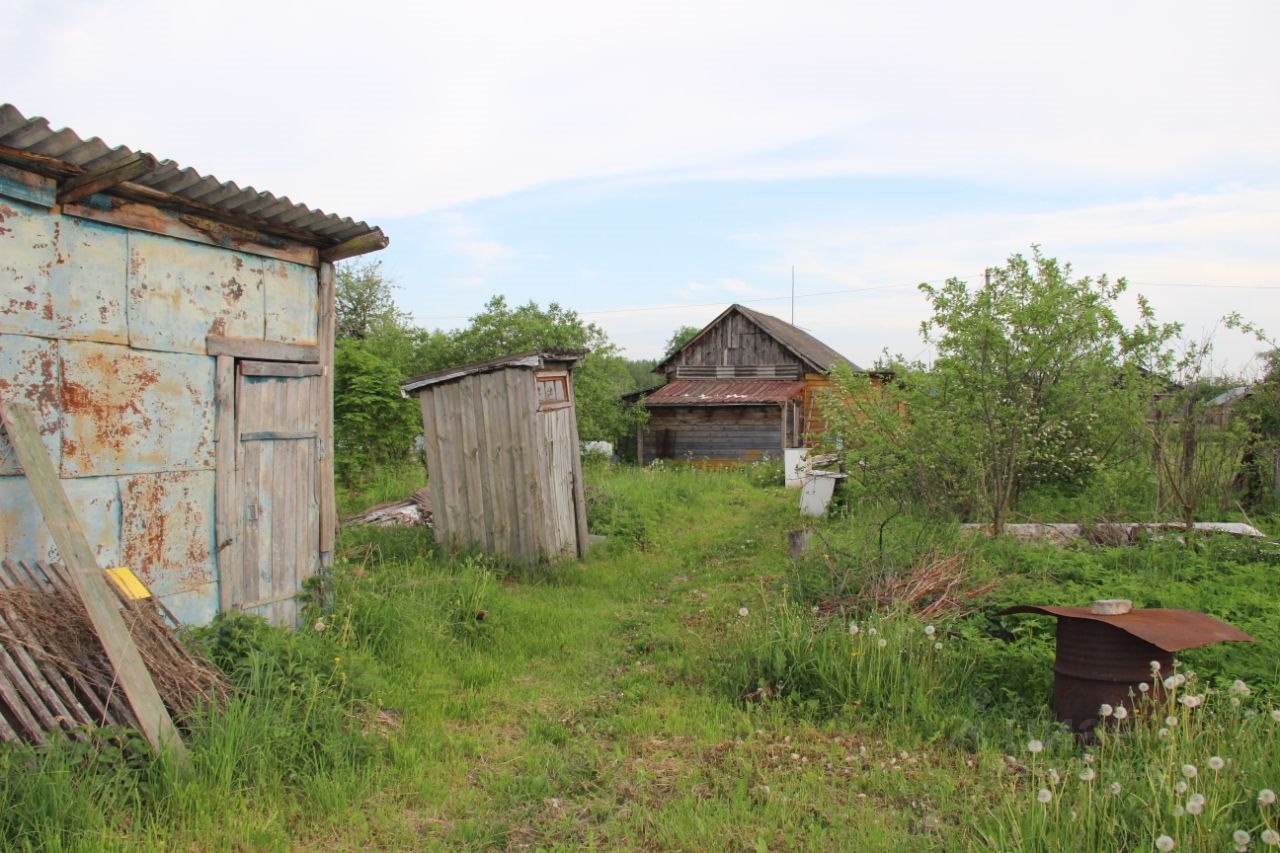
[0,104,385,255]
[644,379,806,406]
[1002,605,1254,652]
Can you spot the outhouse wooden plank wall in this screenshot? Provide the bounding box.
[0,104,385,626]
[404,351,588,564]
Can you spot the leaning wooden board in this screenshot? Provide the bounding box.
[0,400,187,762]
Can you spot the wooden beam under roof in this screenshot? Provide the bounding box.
[57,152,157,205]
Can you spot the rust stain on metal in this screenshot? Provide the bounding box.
[1003,605,1254,731]
[119,471,214,591]
[1002,605,1254,652]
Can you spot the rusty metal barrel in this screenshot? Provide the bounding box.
[1003,603,1254,732]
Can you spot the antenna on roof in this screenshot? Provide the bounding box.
[791,265,795,325]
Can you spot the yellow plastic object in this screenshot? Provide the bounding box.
[105,567,151,600]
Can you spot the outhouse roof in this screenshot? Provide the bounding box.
[0,104,386,260]
[402,349,588,394]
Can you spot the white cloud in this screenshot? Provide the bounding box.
[6,1,1278,218]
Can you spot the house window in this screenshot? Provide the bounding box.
[535,370,570,410]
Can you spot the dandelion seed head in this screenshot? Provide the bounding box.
[1159,728,1169,737]
[1027,739,1044,754]
[1048,768,1060,785]
[1259,788,1276,805]
[1155,833,1176,851]
[1230,679,1251,697]
[1079,768,1096,782]
[738,607,749,617]
[1174,673,1187,687]
[1084,753,1095,764]
[1166,716,1179,727]
[1185,800,1202,816]
[1150,660,1162,672]
[924,624,936,636]
[1036,788,1052,804]
[313,618,326,633]
[1113,705,1129,721]
[1172,805,1185,818]
[1234,830,1251,846]
[867,626,878,636]
[1231,697,1241,708]
[933,641,943,650]
[877,638,887,648]
[1139,682,1150,693]
[1181,764,1198,779]
[1261,828,1279,846]
[1164,676,1179,691]
[849,622,859,635]
[1187,793,1205,808]
[1174,781,1189,795]
[1270,709,1280,722]
[1099,703,1114,718]
[1110,782,1122,795]
[1180,695,1203,708]
[1208,756,1225,771]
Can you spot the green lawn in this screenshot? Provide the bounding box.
[3,464,1279,851]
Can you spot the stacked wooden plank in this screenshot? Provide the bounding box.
[0,559,228,745]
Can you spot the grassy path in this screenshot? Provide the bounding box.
[319,469,984,851]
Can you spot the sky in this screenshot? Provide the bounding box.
[6,0,1279,375]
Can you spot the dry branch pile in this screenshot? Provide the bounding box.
[0,559,228,746]
[814,552,1001,620]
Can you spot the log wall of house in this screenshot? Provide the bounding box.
[668,313,806,371]
[642,406,783,462]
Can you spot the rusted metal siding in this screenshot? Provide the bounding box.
[0,334,61,475]
[0,199,129,343]
[264,259,319,344]
[59,341,215,477]
[1,167,316,626]
[646,379,805,406]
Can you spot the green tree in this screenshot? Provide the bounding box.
[333,340,420,485]
[663,325,701,358]
[917,248,1144,534]
[335,259,410,341]
[441,296,646,443]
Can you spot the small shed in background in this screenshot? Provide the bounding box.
[403,350,589,563]
[0,104,387,626]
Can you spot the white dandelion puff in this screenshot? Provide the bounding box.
[1155,833,1176,851]
[1261,828,1279,846]
[1036,788,1052,804]
[1027,739,1044,754]
[1113,705,1129,721]
[877,638,887,648]
[1208,756,1225,771]
[1099,704,1114,718]
[1181,764,1198,779]
[924,624,936,636]
[1079,768,1096,782]
[849,622,859,635]
[738,607,749,617]
[1174,781,1188,795]
[1110,782,1122,795]
[1234,830,1251,846]
[1259,788,1276,805]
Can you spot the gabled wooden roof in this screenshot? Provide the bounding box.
[656,304,860,374]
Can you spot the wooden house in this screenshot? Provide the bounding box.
[0,105,387,626]
[636,304,865,463]
[402,350,589,563]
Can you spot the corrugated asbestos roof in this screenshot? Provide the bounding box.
[402,349,588,393]
[0,104,385,254]
[644,379,806,406]
[656,304,860,374]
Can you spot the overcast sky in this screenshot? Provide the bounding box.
[7,0,1279,374]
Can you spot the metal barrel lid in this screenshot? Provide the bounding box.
[999,605,1255,653]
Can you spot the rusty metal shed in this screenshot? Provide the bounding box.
[0,104,387,626]
[402,350,589,564]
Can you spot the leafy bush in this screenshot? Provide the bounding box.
[333,339,421,485]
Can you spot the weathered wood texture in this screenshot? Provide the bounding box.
[642,405,783,462]
[667,312,806,373]
[416,364,583,564]
[0,402,185,759]
[227,368,321,627]
[317,262,337,565]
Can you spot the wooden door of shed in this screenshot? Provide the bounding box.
[219,361,322,626]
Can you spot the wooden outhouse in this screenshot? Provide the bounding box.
[402,350,589,563]
[637,304,874,463]
[0,105,386,626]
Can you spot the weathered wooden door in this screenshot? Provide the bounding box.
[227,361,322,626]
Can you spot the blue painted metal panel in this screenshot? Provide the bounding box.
[0,199,128,342]
[0,334,61,475]
[127,231,266,354]
[263,259,318,344]
[59,341,215,477]
[0,475,122,569]
[117,470,215,602]
[157,583,217,626]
